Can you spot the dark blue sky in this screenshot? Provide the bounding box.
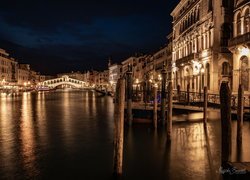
[0,0,178,75]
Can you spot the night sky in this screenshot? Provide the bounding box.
[0,0,178,75]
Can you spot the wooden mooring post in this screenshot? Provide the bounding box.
[219,82,232,168]
[237,84,244,145]
[113,78,125,176]
[153,85,158,129]
[161,64,167,126]
[167,82,173,143]
[126,65,133,126]
[203,86,208,127]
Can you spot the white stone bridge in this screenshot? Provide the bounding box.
[41,75,87,88]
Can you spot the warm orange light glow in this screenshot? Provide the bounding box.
[158,74,162,81]
[239,47,250,56]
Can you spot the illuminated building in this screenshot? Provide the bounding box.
[121,56,134,76]
[17,64,30,86]
[0,48,18,85]
[229,0,250,93]
[108,63,121,92]
[171,0,234,93]
[89,70,99,87]
[97,70,109,90]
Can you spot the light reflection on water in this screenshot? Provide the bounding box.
[0,91,249,179]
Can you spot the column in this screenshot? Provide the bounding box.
[198,35,201,51]
[203,33,206,50]
[210,29,214,47]
[207,31,210,48]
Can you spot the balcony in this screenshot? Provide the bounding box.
[228,32,250,48]
[176,53,198,66]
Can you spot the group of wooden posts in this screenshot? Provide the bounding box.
[113,65,245,176]
[113,66,174,176]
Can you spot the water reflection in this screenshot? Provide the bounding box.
[0,97,15,175]
[36,92,47,146]
[20,93,38,177]
[0,91,250,179]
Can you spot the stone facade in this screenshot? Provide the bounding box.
[97,70,109,89]
[0,48,18,85]
[0,48,46,88]
[229,0,250,94]
[171,0,234,93]
[108,63,121,92]
[17,64,30,86]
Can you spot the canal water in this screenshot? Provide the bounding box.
[0,90,250,179]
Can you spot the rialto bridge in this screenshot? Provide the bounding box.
[41,75,88,88]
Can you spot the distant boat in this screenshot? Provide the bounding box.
[36,86,55,91]
[55,87,82,92]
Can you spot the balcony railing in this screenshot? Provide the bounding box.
[176,53,198,66]
[228,32,250,47]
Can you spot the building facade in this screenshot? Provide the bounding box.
[121,57,134,76]
[97,70,109,90]
[229,0,250,94]
[0,48,18,85]
[17,64,30,86]
[171,0,234,93]
[108,64,121,92]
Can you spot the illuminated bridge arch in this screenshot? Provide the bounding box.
[41,75,87,88]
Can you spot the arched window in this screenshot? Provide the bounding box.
[197,8,200,20]
[194,10,197,22]
[189,15,191,26]
[236,13,241,35]
[244,8,250,34]
[240,56,249,91]
[222,62,230,76]
[206,63,210,90]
